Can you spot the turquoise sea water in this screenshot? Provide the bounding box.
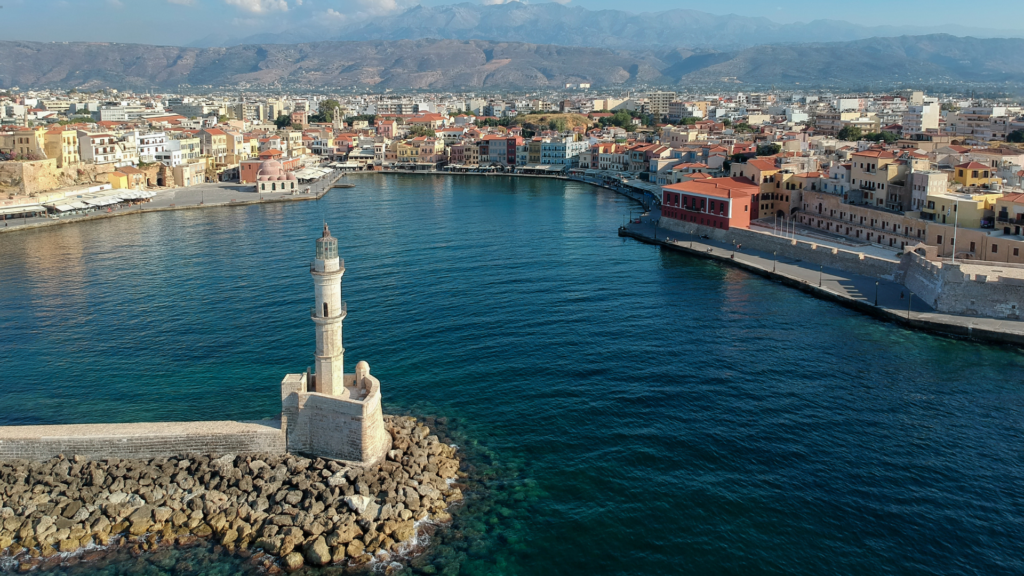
[2,174,1024,575]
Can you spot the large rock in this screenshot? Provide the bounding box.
[282,551,304,572]
[344,495,373,515]
[304,536,331,566]
[392,520,416,543]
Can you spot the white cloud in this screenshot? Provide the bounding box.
[168,0,197,5]
[319,0,409,22]
[224,0,290,13]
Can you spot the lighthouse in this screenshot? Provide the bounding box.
[311,223,345,396]
[280,224,391,465]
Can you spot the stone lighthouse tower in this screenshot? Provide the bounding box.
[311,223,345,396]
[280,225,391,465]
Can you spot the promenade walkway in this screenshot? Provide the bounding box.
[0,170,347,235]
[625,214,1024,345]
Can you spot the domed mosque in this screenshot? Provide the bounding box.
[256,158,297,193]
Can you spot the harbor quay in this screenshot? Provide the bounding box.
[0,226,464,572]
[621,216,1024,345]
[0,170,349,235]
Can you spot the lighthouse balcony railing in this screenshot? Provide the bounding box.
[310,259,345,273]
[311,301,347,320]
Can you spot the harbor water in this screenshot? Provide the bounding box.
[1,174,1023,575]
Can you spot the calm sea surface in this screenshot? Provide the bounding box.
[1,174,1023,575]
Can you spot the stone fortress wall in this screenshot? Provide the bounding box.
[281,366,392,466]
[659,218,900,280]
[0,420,286,462]
[896,248,1024,318]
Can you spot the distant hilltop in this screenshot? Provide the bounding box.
[3,35,1024,91]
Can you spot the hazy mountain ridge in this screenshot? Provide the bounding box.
[2,35,1024,91]
[201,2,1024,51]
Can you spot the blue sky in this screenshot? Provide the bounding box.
[3,0,1020,45]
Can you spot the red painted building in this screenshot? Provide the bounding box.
[661,177,759,230]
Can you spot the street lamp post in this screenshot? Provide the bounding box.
[732,240,736,259]
[690,229,694,248]
[908,291,914,320]
[819,265,823,287]
[773,251,777,272]
[874,281,879,306]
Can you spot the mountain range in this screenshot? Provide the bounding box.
[191,2,1024,51]
[3,34,1024,91]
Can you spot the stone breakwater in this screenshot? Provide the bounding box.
[0,415,463,573]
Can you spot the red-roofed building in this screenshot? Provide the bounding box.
[661,177,760,230]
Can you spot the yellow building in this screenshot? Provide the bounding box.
[107,171,129,189]
[953,161,1000,189]
[396,142,418,163]
[0,126,46,159]
[922,190,1000,228]
[44,127,80,167]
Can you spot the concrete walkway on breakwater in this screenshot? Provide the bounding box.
[0,420,285,461]
[623,216,1024,345]
[0,170,349,235]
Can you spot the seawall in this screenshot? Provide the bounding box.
[0,420,286,461]
[658,217,899,280]
[619,226,1024,347]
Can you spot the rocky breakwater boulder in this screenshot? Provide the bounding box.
[0,415,464,572]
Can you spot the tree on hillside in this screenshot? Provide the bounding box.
[1008,129,1024,143]
[681,116,700,126]
[756,144,782,156]
[721,118,732,127]
[607,110,635,129]
[274,114,292,129]
[548,118,568,132]
[733,122,753,133]
[837,125,863,141]
[346,114,377,125]
[311,99,341,123]
[408,125,435,137]
[863,131,898,144]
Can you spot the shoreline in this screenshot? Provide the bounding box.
[0,170,652,238]
[0,415,464,573]
[618,226,1024,346]
[0,171,346,236]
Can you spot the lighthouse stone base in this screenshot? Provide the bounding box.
[280,363,391,466]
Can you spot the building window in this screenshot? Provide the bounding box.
[992,244,998,254]
[1016,248,1020,257]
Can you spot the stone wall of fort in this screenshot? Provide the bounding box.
[0,160,115,197]
[896,251,1024,318]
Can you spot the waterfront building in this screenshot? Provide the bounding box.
[253,157,297,193]
[661,177,759,230]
